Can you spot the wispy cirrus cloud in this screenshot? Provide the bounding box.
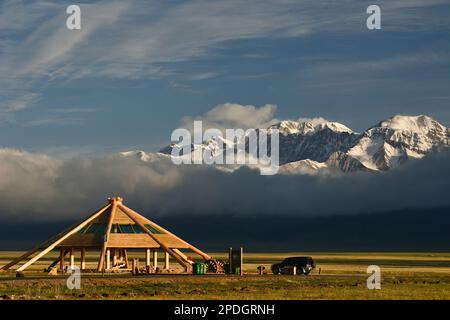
[0,0,128,116]
[1,0,449,118]
[20,107,99,127]
[305,52,450,79]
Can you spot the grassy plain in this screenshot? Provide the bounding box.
[1,251,450,299]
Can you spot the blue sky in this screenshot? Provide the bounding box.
[0,0,449,154]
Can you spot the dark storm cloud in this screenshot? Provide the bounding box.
[0,148,449,222]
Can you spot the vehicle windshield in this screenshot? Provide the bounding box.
[283,257,308,263]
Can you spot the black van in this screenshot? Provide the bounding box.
[271,256,316,275]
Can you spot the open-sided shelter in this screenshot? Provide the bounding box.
[0,197,211,274]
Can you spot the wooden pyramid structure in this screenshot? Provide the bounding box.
[0,197,211,274]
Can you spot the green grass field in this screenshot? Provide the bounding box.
[1,251,450,300]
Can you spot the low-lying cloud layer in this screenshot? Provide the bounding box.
[0,146,449,222]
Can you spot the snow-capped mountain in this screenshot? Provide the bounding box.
[328,115,449,172]
[269,119,354,136]
[122,115,449,174]
[278,159,328,175]
[267,119,360,165]
[119,150,169,163]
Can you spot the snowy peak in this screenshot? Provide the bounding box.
[136,114,448,175]
[120,150,169,162]
[279,159,328,175]
[343,115,449,171]
[297,118,354,135]
[368,114,448,153]
[270,120,301,135]
[270,118,354,136]
[378,115,446,135]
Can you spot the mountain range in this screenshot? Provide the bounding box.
[122,115,450,174]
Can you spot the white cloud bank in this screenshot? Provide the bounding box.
[0,146,449,222]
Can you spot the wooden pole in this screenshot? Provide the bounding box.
[15,203,111,273]
[123,249,129,269]
[97,198,119,272]
[153,249,158,269]
[59,248,65,271]
[145,249,151,268]
[240,247,244,276]
[153,250,158,268]
[229,247,233,273]
[173,249,191,263]
[164,252,170,270]
[0,248,43,272]
[46,249,68,272]
[132,258,140,275]
[132,259,136,275]
[106,249,111,270]
[112,249,117,267]
[1,203,111,272]
[70,248,75,269]
[80,248,86,270]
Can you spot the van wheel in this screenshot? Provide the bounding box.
[272,266,281,275]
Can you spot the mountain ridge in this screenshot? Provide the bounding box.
[122,114,450,174]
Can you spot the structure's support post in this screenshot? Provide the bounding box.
[228,247,233,273]
[132,258,140,275]
[97,199,119,272]
[145,249,151,268]
[0,248,40,273]
[46,249,68,272]
[240,247,243,276]
[15,203,111,273]
[80,248,86,270]
[173,249,192,264]
[164,252,170,270]
[0,211,98,272]
[70,248,75,269]
[120,204,211,261]
[123,249,129,269]
[59,248,65,271]
[153,250,158,268]
[106,249,111,271]
[112,249,117,267]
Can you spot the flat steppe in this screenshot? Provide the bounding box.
[1,251,449,299]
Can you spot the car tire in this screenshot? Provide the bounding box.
[271,265,281,275]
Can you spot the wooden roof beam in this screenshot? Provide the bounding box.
[15,204,111,273]
[120,204,211,261]
[97,199,119,272]
[118,204,191,270]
